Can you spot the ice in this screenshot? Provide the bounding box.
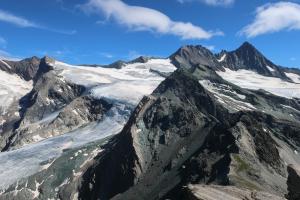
[217,68,300,99]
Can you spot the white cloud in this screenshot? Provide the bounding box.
[0,9,76,35]
[177,0,234,7]
[0,9,39,28]
[240,2,300,37]
[81,0,223,40]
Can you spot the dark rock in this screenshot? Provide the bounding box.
[287,165,300,200]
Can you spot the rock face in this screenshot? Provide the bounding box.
[287,165,300,200]
[170,45,223,71]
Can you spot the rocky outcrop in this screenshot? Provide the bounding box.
[287,165,300,200]
[0,56,41,81]
[185,185,284,200]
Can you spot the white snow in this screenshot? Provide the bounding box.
[217,68,300,99]
[0,60,11,69]
[285,72,300,84]
[266,65,275,72]
[32,135,44,143]
[294,150,298,155]
[199,80,255,112]
[217,54,226,62]
[0,69,33,114]
[53,58,176,105]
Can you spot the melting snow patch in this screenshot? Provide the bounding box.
[263,128,267,132]
[199,80,254,112]
[0,59,11,69]
[266,65,275,72]
[217,54,226,62]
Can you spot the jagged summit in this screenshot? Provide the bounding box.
[169,44,223,71]
[216,42,291,80]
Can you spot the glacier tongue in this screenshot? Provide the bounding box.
[0,103,130,190]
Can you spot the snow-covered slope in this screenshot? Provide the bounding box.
[0,69,33,114]
[217,68,300,99]
[52,58,176,105]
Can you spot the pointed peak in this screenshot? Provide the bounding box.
[237,41,258,52]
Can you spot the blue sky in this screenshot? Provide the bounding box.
[0,0,300,67]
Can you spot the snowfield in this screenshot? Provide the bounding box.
[53,58,176,105]
[217,68,300,99]
[0,69,33,114]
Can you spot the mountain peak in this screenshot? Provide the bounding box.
[236,41,259,54]
[170,45,222,70]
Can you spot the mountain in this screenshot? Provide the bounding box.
[216,42,291,81]
[0,42,299,200]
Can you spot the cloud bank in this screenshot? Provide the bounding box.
[81,0,223,40]
[240,2,300,37]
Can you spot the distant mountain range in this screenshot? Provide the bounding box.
[0,42,299,200]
